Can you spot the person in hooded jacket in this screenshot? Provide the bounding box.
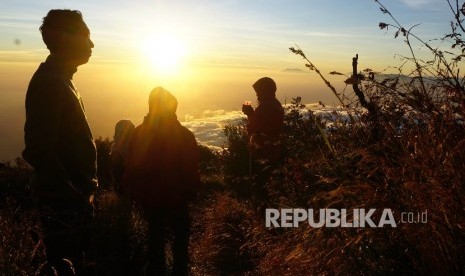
[122,87,200,276]
[242,77,284,163]
[242,77,284,202]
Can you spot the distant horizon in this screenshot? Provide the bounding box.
[0,85,343,162]
[0,0,456,161]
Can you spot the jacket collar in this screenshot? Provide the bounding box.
[43,54,78,80]
[143,112,179,127]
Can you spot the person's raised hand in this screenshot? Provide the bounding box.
[242,104,254,116]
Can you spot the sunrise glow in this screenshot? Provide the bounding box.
[142,32,188,75]
[0,0,454,161]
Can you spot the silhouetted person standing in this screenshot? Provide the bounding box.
[110,119,135,192]
[242,77,284,163]
[22,10,96,275]
[242,77,284,202]
[122,87,200,276]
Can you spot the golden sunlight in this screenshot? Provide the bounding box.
[142,33,187,74]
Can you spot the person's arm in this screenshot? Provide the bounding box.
[246,104,263,136]
[182,131,201,201]
[23,80,68,185]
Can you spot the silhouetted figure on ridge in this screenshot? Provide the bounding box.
[122,87,200,276]
[22,9,96,275]
[110,119,135,193]
[242,77,284,202]
[242,77,284,162]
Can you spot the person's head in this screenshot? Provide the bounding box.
[253,77,276,102]
[114,120,135,143]
[40,9,94,66]
[148,87,178,116]
[112,120,135,157]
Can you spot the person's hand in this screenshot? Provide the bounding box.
[81,178,98,196]
[242,104,254,116]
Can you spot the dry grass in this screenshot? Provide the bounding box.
[190,192,257,275]
[2,2,465,274]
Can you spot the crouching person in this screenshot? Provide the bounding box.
[122,87,200,275]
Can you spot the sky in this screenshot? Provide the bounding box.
[0,0,456,161]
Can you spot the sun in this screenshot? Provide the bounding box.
[142,33,187,74]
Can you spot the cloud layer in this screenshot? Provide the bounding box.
[397,0,437,9]
[182,104,356,150]
[182,110,246,150]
